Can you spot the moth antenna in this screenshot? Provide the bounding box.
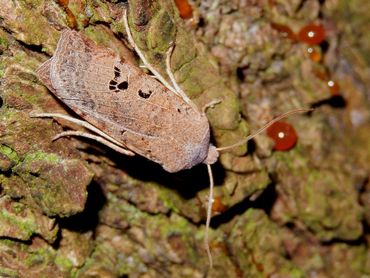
[123,9,177,93]
[205,163,214,269]
[216,108,314,152]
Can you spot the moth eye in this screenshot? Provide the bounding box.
[138,89,152,99]
[117,81,128,90]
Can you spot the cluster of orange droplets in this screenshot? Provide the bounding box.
[271,22,326,44]
[267,22,341,151]
[301,26,340,96]
[271,22,340,96]
[271,22,328,65]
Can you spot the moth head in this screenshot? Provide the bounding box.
[203,144,219,165]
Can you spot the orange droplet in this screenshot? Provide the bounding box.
[174,0,193,19]
[298,23,325,45]
[327,80,340,95]
[266,121,297,151]
[57,0,77,29]
[270,23,296,40]
[307,47,322,62]
[65,8,77,29]
[212,197,227,214]
[57,0,69,7]
[313,69,328,81]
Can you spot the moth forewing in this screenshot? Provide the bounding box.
[37,30,214,173]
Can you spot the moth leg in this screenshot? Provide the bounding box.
[53,131,135,156]
[30,112,126,149]
[123,9,176,93]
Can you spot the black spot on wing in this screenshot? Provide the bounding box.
[109,64,129,93]
[138,89,152,99]
[114,66,121,79]
[109,80,129,93]
[117,81,128,90]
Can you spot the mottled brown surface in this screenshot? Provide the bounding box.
[0,0,369,277]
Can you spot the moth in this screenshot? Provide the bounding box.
[36,32,219,173]
[32,10,309,268]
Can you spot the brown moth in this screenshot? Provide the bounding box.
[36,29,218,173]
[33,10,310,269]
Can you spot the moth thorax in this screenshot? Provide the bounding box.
[203,145,219,165]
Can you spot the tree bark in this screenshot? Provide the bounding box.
[0,0,369,277]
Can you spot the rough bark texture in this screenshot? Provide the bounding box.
[0,0,369,277]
